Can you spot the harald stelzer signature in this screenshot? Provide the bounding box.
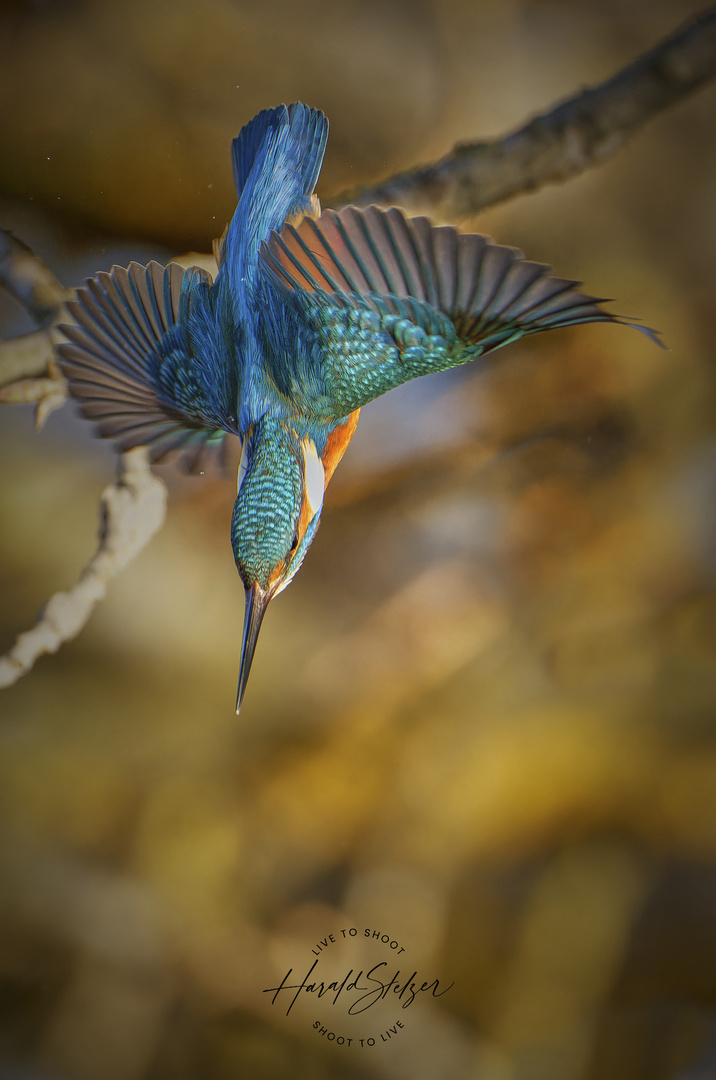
[263,959,454,1016]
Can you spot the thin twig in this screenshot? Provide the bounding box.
[329,6,716,218]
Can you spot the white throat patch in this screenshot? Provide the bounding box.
[302,439,325,517]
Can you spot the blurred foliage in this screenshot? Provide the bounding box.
[1,1,716,1078]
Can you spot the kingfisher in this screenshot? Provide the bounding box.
[58,103,656,713]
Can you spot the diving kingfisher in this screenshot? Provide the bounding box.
[58,103,657,713]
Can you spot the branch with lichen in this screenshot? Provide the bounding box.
[1,4,716,687]
[0,448,167,688]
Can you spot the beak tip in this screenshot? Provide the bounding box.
[235,685,245,716]
[236,581,270,717]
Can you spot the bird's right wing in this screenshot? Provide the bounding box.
[259,206,659,418]
[59,261,241,471]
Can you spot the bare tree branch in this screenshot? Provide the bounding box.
[0,447,167,689]
[0,326,59,386]
[0,230,70,427]
[0,230,71,327]
[0,327,68,428]
[329,5,716,218]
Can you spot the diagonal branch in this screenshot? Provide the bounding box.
[329,5,716,218]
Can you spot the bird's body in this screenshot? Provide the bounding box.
[58,103,656,712]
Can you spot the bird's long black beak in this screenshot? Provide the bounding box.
[236,582,271,714]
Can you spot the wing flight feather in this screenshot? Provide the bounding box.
[264,205,658,345]
[58,261,238,471]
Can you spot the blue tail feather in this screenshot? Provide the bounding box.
[230,103,328,207]
[231,106,286,197]
[286,102,329,201]
[222,103,328,305]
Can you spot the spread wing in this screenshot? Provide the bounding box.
[259,205,659,418]
[58,260,242,471]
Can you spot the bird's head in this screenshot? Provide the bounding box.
[230,418,326,713]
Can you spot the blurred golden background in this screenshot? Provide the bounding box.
[1,1,716,1078]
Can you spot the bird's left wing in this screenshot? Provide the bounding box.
[59,261,241,471]
[259,206,659,418]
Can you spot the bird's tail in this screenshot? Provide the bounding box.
[231,103,327,208]
[221,103,328,290]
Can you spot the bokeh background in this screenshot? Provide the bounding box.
[1,1,716,1077]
